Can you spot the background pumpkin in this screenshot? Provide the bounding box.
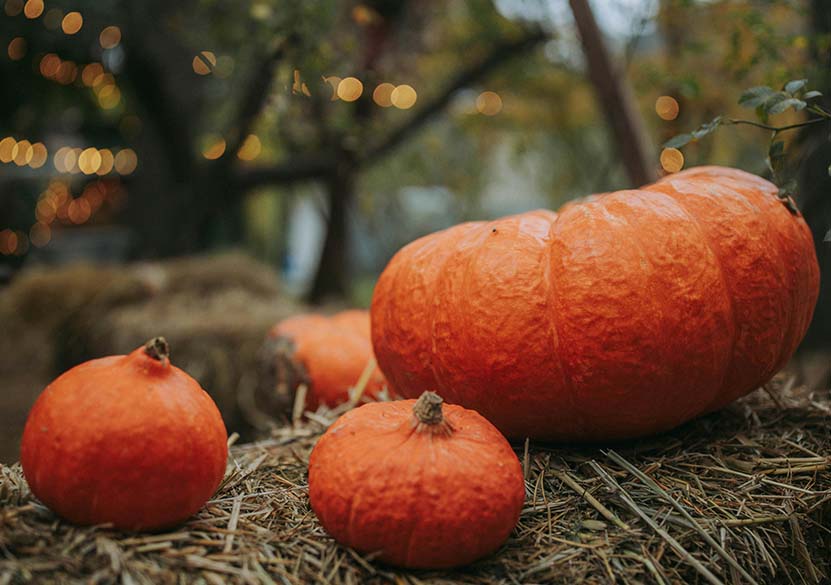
[308,391,525,569]
[370,166,820,441]
[20,338,228,531]
[259,310,387,411]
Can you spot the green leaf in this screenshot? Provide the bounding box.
[663,134,692,149]
[768,98,807,115]
[739,86,775,108]
[761,92,787,112]
[804,90,823,99]
[784,79,808,94]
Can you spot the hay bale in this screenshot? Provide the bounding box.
[0,252,301,463]
[1,376,829,583]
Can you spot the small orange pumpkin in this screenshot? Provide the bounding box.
[308,391,525,568]
[20,338,228,531]
[262,310,386,410]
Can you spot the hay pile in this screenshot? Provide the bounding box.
[0,252,300,462]
[1,374,829,584]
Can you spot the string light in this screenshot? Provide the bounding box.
[655,96,680,121]
[23,0,42,19]
[12,140,33,166]
[192,51,216,75]
[97,148,114,174]
[29,142,47,168]
[0,137,15,163]
[237,135,261,161]
[99,26,121,49]
[660,147,684,173]
[372,83,395,107]
[476,91,503,116]
[61,11,83,35]
[323,76,341,101]
[0,229,19,255]
[201,138,226,160]
[337,77,363,102]
[29,222,51,247]
[390,84,417,109]
[78,147,102,174]
[42,7,62,29]
[4,0,23,16]
[7,37,26,60]
[113,148,137,173]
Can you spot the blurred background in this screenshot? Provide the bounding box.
[1,0,829,462]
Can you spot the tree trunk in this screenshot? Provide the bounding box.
[307,163,353,304]
[569,0,656,186]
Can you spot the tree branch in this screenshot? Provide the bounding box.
[358,28,548,167]
[224,35,295,160]
[233,154,336,190]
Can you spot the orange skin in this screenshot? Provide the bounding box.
[371,167,820,442]
[21,340,228,531]
[270,310,387,409]
[308,395,525,569]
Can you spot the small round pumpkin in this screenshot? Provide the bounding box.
[308,391,525,568]
[20,338,228,531]
[370,166,820,442]
[260,310,387,410]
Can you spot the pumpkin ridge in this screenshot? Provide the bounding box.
[654,185,739,412]
[542,209,581,437]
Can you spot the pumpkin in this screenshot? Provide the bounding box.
[370,166,820,442]
[308,391,525,568]
[260,310,387,410]
[20,338,228,531]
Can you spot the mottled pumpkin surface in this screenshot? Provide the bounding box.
[371,166,820,441]
[20,340,228,531]
[269,310,386,409]
[308,396,526,569]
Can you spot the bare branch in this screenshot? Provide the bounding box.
[358,28,548,167]
[233,155,336,190]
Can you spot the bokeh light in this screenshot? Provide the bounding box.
[53,146,70,172]
[12,139,33,166]
[97,84,121,109]
[476,91,503,116]
[96,148,114,175]
[323,76,341,101]
[29,142,47,168]
[655,96,680,121]
[99,26,121,49]
[39,53,60,78]
[660,147,684,173]
[390,84,417,109]
[61,11,83,35]
[114,148,138,173]
[56,61,78,85]
[372,83,395,107]
[78,147,102,174]
[337,77,363,102]
[0,229,19,255]
[0,137,15,163]
[4,0,23,16]
[192,51,216,75]
[29,222,51,247]
[67,197,91,224]
[237,134,261,161]
[202,138,226,160]
[82,63,103,86]
[42,7,62,29]
[7,37,27,61]
[22,0,42,19]
[67,148,83,173]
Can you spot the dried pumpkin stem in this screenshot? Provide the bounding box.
[143,337,170,363]
[412,391,454,436]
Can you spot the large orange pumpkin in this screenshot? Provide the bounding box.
[308,391,525,568]
[371,166,820,441]
[262,310,386,410]
[21,338,228,530]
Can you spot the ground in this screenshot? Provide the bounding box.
[1,376,830,584]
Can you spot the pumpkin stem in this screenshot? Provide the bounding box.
[412,391,453,436]
[143,337,170,363]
